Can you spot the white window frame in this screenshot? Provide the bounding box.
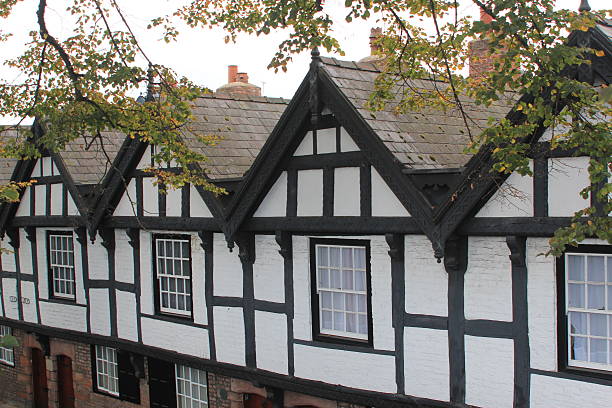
[95,345,119,396]
[565,252,612,372]
[175,364,208,408]
[154,236,192,317]
[0,325,15,366]
[48,233,76,300]
[314,241,369,341]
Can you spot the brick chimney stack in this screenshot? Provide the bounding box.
[369,27,383,55]
[468,9,501,79]
[216,65,261,98]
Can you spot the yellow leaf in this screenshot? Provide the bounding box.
[595,50,605,57]
[516,104,523,111]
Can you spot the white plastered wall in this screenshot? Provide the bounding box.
[255,311,288,374]
[189,185,213,217]
[21,281,38,323]
[548,156,590,216]
[139,231,154,315]
[404,327,449,401]
[530,374,612,408]
[476,161,534,217]
[297,169,323,216]
[114,180,137,216]
[2,278,18,319]
[253,172,287,217]
[89,288,111,335]
[213,306,245,366]
[213,233,243,297]
[370,236,395,351]
[334,167,360,216]
[50,184,63,215]
[464,236,512,322]
[292,236,312,341]
[116,290,138,341]
[39,302,87,332]
[141,317,210,359]
[371,168,410,216]
[253,235,284,303]
[115,230,134,284]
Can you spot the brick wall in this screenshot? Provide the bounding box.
[0,328,29,408]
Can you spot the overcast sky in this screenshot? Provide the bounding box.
[0,0,609,124]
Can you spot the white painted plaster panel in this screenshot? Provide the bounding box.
[73,231,86,305]
[142,177,159,216]
[527,238,557,371]
[297,169,323,216]
[370,235,395,351]
[115,230,134,284]
[404,327,449,401]
[405,235,448,316]
[294,344,396,393]
[32,159,41,177]
[36,229,48,299]
[189,185,213,217]
[166,187,182,217]
[18,230,33,275]
[253,235,284,303]
[255,311,288,374]
[213,306,245,366]
[138,146,152,169]
[16,187,30,216]
[253,172,287,217]
[317,127,336,154]
[191,236,207,325]
[141,317,210,358]
[50,184,63,215]
[34,185,46,215]
[530,374,612,408]
[21,281,38,323]
[139,232,154,315]
[293,131,313,156]
[42,157,52,176]
[116,290,138,341]
[39,301,87,332]
[333,167,360,216]
[371,168,410,216]
[89,288,111,335]
[213,233,243,297]
[476,161,533,217]
[67,194,79,216]
[88,234,109,280]
[114,180,137,216]
[292,236,312,341]
[2,278,18,319]
[1,239,16,272]
[340,127,359,152]
[465,335,514,408]
[52,161,59,175]
[548,156,590,216]
[464,236,512,322]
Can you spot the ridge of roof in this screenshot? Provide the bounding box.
[200,92,290,105]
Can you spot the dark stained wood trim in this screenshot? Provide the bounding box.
[457,217,572,236]
[243,217,421,234]
[104,216,221,231]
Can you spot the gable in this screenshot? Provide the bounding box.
[252,116,410,218]
[475,161,534,218]
[14,156,80,217]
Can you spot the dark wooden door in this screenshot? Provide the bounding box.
[31,348,48,408]
[57,355,75,408]
[244,394,273,408]
[148,358,176,408]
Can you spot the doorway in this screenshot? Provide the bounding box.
[31,348,48,408]
[57,355,75,408]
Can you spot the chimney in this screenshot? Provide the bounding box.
[468,8,503,79]
[216,65,261,98]
[228,65,238,84]
[369,27,383,55]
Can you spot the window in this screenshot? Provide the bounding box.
[94,345,119,396]
[0,325,15,366]
[311,238,371,343]
[560,247,612,373]
[154,235,192,317]
[176,364,208,408]
[48,232,76,300]
[92,345,141,402]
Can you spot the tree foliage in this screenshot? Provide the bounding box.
[0,0,610,254]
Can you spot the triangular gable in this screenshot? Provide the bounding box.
[91,139,224,237]
[226,58,435,244]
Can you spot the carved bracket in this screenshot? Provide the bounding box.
[506,236,527,268]
[198,231,213,253]
[24,227,36,243]
[99,228,115,251]
[275,231,292,260]
[6,228,19,249]
[443,235,468,274]
[236,232,255,264]
[126,228,140,250]
[385,233,404,261]
[75,227,87,246]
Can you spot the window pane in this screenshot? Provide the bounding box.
[333,292,344,310]
[608,257,612,282]
[317,246,328,267]
[321,292,332,309]
[345,294,356,312]
[588,256,605,282]
[318,268,329,289]
[330,247,341,267]
[354,248,366,269]
[571,336,587,361]
[358,314,367,334]
[355,270,366,291]
[333,311,345,330]
[342,270,353,290]
[322,311,332,329]
[357,294,367,313]
[158,241,165,256]
[587,285,605,310]
[346,313,356,332]
[182,261,190,276]
[331,269,341,289]
[182,242,189,258]
[342,248,353,267]
[608,286,612,311]
[568,283,584,308]
[590,338,607,364]
[568,255,585,281]
[589,313,607,337]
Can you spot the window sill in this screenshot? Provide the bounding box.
[561,365,612,382]
[0,360,15,367]
[312,332,372,348]
[151,312,194,324]
[44,297,79,306]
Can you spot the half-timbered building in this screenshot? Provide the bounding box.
[0,17,610,408]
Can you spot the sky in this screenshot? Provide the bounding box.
[0,0,609,125]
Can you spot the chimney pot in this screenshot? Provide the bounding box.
[236,72,249,83]
[228,65,238,83]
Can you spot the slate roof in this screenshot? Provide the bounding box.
[184,94,289,179]
[320,57,516,169]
